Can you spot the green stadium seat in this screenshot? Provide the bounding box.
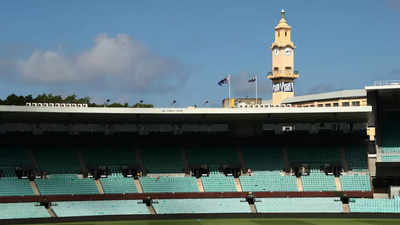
[239,171,297,192]
[186,146,239,169]
[301,170,336,192]
[141,147,184,173]
[0,177,34,196]
[35,174,98,195]
[350,198,400,213]
[255,197,343,213]
[242,146,283,171]
[52,200,149,217]
[33,147,81,174]
[139,176,199,193]
[101,174,138,194]
[153,198,251,214]
[0,203,50,219]
[201,171,236,192]
[340,174,371,191]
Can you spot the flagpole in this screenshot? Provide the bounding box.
[228,74,231,101]
[255,75,258,104]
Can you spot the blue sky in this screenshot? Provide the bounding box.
[0,0,399,107]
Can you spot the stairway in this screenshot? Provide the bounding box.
[296,177,303,192]
[95,179,105,194]
[77,150,88,175]
[340,147,349,171]
[196,178,205,192]
[282,147,289,169]
[249,204,257,213]
[147,205,156,215]
[135,179,144,193]
[47,207,57,217]
[30,180,40,196]
[335,177,342,191]
[237,147,246,169]
[181,147,189,170]
[26,149,40,172]
[234,178,243,192]
[343,204,350,213]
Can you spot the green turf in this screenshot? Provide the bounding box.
[10,218,400,225]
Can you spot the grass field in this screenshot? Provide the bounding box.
[12,218,400,225]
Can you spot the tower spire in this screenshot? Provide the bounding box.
[281,9,285,19]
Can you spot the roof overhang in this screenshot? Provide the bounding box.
[0,105,372,123]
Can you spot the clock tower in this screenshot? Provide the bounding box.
[267,9,299,105]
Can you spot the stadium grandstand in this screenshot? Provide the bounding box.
[0,9,400,225]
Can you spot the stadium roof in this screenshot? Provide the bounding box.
[281,89,366,104]
[0,105,371,123]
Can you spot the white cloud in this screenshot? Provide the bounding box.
[17,34,187,93]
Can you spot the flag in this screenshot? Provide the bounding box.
[248,76,256,83]
[218,75,231,86]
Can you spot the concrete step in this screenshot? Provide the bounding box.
[340,147,349,171]
[237,147,246,169]
[26,149,40,172]
[181,147,189,171]
[282,147,289,169]
[47,207,57,218]
[95,179,104,194]
[77,150,88,175]
[296,177,303,192]
[343,203,350,213]
[335,177,342,192]
[30,180,40,196]
[147,205,156,215]
[234,178,243,192]
[250,204,257,213]
[196,178,205,192]
[135,179,144,193]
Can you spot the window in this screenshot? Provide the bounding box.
[310,105,315,107]
[333,103,339,107]
[342,102,350,107]
[318,104,323,107]
[285,31,287,36]
[325,103,331,107]
[352,101,360,106]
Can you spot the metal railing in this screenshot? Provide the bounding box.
[373,80,400,86]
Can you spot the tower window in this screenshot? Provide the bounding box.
[278,31,280,37]
[285,31,287,36]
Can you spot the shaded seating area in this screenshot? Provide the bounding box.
[201,171,236,192]
[35,174,98,195]
[340,174,371,191]
[139,176,199,193]
[141,147,184,173]
[101,174,138,194]
[240,171,297,192]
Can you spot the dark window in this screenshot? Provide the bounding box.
[352,101,360,106]
[325,103,331,107]
[333,103,339,107]
[318,104,323,107]
[342,102,350,107]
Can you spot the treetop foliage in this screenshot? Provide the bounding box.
[0,94,153,108]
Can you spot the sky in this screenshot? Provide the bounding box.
[0,0,399,107]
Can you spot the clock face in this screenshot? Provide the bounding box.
[284,48,292,56]
[274,48,279,56]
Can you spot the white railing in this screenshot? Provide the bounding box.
[373,80,400,86]
[25,103,88,108]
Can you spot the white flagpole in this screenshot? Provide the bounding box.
[228,74,231,101]
[255,75,258,104]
